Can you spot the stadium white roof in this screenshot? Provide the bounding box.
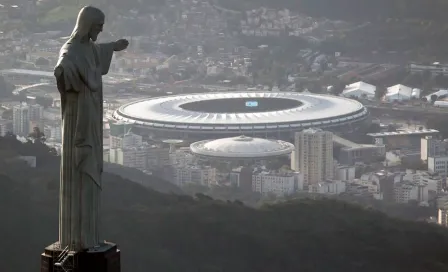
[115,92,366,127]
[190,135,294,158]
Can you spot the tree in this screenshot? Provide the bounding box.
[294,80,303,92]
[330,81,346,95]
[375,87,387,100]
[0,75,14,98]
[422,80,434,94]
[430,94,438,103]
[35,57,50,66]
[28,127,45,143]
[1,109,13,120]
[422,70,432,81]
[426,117,448,138]
[35,96,53,108]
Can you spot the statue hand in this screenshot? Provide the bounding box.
[113,39,129,51]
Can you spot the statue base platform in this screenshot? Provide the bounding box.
[40,242,120,272]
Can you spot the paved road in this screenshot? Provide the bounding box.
[13,83,51,95]
[366,104,448,115]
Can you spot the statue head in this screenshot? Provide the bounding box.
[70,6,105,42]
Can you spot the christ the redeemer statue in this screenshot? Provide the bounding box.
[54,6,128,251]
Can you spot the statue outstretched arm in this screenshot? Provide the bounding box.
[96,42,116,75]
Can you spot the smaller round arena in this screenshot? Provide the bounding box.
[190,135,295,159]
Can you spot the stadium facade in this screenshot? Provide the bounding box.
[112,92,369,141]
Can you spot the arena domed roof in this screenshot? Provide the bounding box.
[189,135,294,158]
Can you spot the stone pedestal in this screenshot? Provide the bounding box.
[41,242,120,272]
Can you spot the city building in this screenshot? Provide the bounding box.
[428,156,448,176]
[173,165,217,186]
[147,146,170,169]
[170,147,196,166]
[292,128,333,185]
[308,180,346,195]
[229,167,253,192]
[409,63,448,76]
[437,195,448,227]
[345,183,371,197]
[109,144,170,171]
[109,146,149,171]
[421,136,447,161]
[334,165,356,182]
[12,103,30,136]
[438,208,448,227]
[394,181,428,204]
[252,169,303,196]
[333,134,385,165]
[28,103,43,128]
[11,102,44,137]
[0,119,11,136]
[110,132,143,149]
[367,129,439,150]
[108,121,134,147]
[350,177,382,199]
[47,123,62,142]
[420,173,445,195]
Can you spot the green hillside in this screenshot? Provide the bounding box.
[1,137,448,271]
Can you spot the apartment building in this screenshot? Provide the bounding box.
[252,170,303,196]
[292,128,333,185]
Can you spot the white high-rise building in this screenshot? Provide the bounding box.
[13,103,30,136]
[0,119,11,136]
[29,104,44,130]
[438,196,448,227]
[438,209,448,227]
[421,136,447,161]
[29,104,43,121]
[12,103,44,136]
[292,128,333,185]
[49,124,62,142]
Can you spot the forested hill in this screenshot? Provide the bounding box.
[215,0,448,22]
[2,138,448,271]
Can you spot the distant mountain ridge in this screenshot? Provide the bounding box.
[214,0,448,22]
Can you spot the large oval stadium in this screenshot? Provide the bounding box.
[112,92,369,141]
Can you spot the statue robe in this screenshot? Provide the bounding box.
[55,39,114,251]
